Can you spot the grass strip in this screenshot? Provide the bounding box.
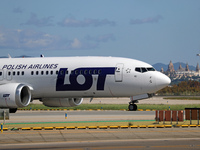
[5,119,155,125]
[4,120,199,129]
[4,120,154,129]
[20,104,200,111]
[164,97,200,100]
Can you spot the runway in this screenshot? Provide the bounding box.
[0,128,200,150]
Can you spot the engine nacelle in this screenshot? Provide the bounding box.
[0,83,31,108]
[41,98,83,107]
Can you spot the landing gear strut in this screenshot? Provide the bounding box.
[128,103,137,111]
[128,94,154,111]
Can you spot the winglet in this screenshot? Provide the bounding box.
[8,54,11,58]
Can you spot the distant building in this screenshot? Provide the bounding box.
[164,61,200,77]
[160,67,164,73]
[177,63,184,72]
[166,61,175,73]
[196,63,199,72]
[185,63,190,71]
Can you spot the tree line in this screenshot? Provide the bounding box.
[157,80,200,96]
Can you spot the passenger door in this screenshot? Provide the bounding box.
[0,70,3,81]
[115,64,124,82]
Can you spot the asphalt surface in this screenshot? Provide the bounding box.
[7,110,155,123]
[1,98,200,150]
[0,128,200,150]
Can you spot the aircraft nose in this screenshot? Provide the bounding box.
[156,72,171,91]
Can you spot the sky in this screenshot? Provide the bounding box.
[0,0,200,66]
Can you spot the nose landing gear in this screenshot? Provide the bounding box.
[128,103,137,111]
[128,93,153,111]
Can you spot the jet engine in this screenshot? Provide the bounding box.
[41,98,83,107]
[0,83,31,108]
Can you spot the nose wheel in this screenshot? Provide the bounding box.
[128,103,137,111]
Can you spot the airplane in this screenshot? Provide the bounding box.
[0,56,171,113]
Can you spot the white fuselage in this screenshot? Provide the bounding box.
[0,56,170,99]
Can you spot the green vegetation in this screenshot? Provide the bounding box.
[19,103,200,111]
[21,104,128,110]
[4,120,155,129]
[157,80,200,96]
[4,120,200,129]
[163,97,200,100]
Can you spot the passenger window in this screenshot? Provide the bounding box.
[116,67,120,72]
[75,70,79,75]
[41,71,44,75]
[141,68,147,73]
[93,70,97,74]
[46,71,49,75]
[0,71,2,76]
[22,71,24,75]
[65,70,68,74]
[36,71,39,75]
[89,70,93,74]
[13,72,15,76]
[50,71,53,75]
[71,71,74,74]
[60,70,64,75]
[98,70,102,74]
[17,71,20,75]
[135,68,141,72]
[80,70,83,74]
[84,70,88,74]
[31,71,34,75]
[56,71,59,75]
[8,72,11,76]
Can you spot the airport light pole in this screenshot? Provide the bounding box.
[197,54,200,74]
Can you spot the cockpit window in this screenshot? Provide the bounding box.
[135,67,155,73]
[135,68,141,72]
[141,68,147,73]
[147,67,155,71]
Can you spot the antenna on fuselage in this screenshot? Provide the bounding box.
[40,54,44,58]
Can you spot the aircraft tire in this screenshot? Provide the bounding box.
[9,108,17,113]
[128,104,137,111]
